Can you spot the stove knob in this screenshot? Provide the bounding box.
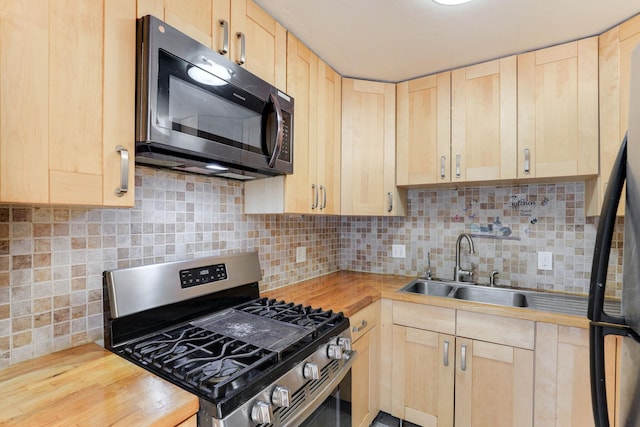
[327,344,343,360]
[250,400,273,424]
[271,385,291,408]
[337,337,352,351]
[303,362,320,380]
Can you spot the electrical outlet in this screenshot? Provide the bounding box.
[537,251,553,271]
[296,246,306,263]
[392,244,406,259]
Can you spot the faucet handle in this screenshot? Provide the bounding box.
[489,270,499,286]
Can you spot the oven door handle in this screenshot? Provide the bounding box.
[282,351,357,427]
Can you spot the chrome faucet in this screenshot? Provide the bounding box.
[424,251,433,280]
[454,233,475,282]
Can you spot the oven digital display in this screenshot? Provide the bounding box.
[180,263,227,288]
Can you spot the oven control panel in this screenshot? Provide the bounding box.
[180,263,227,288]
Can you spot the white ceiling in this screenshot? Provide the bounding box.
[254,0,640,82]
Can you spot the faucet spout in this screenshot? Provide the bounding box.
[454,233,475,282]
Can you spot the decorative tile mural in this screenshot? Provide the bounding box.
[340,182,624,297]
[0,170,624,369]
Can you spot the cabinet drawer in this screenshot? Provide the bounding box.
[350,301,379,343]
[456,310,535,350]
[392,301,456,335]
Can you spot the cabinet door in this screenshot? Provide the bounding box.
[352,326,379,427]
[451,56,517,183]
[103,0,136,207]
[587,16,640,216]
[455,338,533,427]
[342,78,406,216]
[230,0,286,88]
[392,326,455,427]
[0,0,49,203]
[397,72,451,186]
[137,0,214,48]
[517,38,598,179]
[315,61,341,214]
[282,32,314,214]
[534,324,618,427]
[1,0,134,206]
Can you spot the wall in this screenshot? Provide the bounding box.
[0,173,623,369]
[341,181,624,296]
[0,167,341,369]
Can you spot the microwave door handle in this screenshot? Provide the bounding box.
[268,93,284,168]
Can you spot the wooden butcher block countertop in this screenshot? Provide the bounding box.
[261,270,593,328]
[0,343,199,426]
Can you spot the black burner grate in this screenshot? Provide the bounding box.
[124,324,278,400]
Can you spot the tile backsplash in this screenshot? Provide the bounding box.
[341,182,624,296]
[0,167,340,369]
[0,169,623,369]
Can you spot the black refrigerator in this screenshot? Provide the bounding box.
[588,45,640,426]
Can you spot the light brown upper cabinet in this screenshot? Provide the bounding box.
[397,72,452,186]
[138,0,215,47]
[451,56,518,184]
[586,15,640,216]
[517,38,599,180]
[140,0,286,88]
[245,34,341,214]
[0,0,135,206]
[342,79,407,216]
[216,0,286,88]
[314,60,342,214]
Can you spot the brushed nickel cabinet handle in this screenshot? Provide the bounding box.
[114,145,129,196]
[524,148,530,174]
[218,20,229,55]
[236,32,246,65]
[461,343,467,371]
[311,184,318,209]
[455,155,461,179]
[352,320,368,333]
[440,156,446,179]
[387,192,393,213]
[443,340,450,367]
[320,185,327,209]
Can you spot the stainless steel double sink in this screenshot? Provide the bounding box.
[400,279,528,307]
[398,278,621,317]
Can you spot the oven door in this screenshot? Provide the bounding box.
[299,371,352,427]
[281,352,356,427]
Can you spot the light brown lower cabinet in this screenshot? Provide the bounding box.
[384,300,623,427]
[392,325,455,426]
[454,338,533,427]
[534,323,619,427]
[350,302,381,427]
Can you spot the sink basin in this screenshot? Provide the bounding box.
[400,279,454,297]
[452,286,528,308]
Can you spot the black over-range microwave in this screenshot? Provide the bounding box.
[135,15,294,180]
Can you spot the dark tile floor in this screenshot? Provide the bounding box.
[370,411,421,427]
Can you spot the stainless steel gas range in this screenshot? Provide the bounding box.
[103,252,355,427]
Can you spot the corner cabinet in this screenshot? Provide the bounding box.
[517,37,599,180]
[0,0,135,206]
[341,79,407,216]
[586,15,640,216]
